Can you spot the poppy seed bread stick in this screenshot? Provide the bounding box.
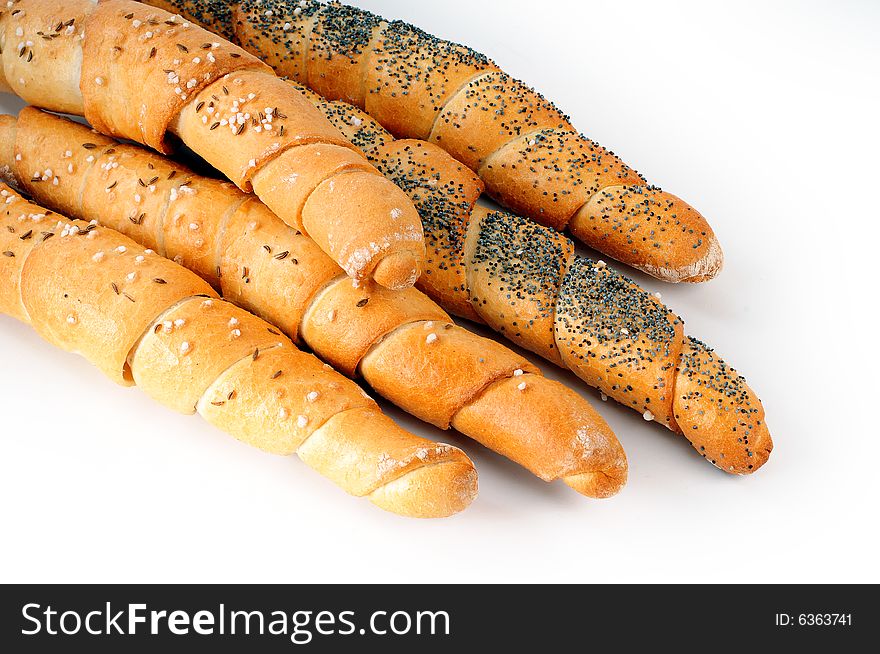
[147,0,722,283]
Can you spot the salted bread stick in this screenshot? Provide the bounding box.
[0,182,477,518]
[0,108,628,498]
[0,0,425,290]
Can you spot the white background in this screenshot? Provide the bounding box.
[1,0,877,583]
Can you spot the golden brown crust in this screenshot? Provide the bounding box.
[173,70,354,189]
[479,128,643,232]
[359,320,539,429]
[370,251,417,291]
[0,0,91,115]
[368,459,478,519]
[0,114,14,180]
[2,107,763,476]
[161,176,242,288]
[219,197,342,340]
[22,219,216,385]
[301,170,424,283]
[2,109,352,344]
[302,278,448,377]
[14,108,115,220]
[284,96,480,314]
[198,350,477,517]
[270,97,483,318]
[374,139,484,322]
[171,65,425,289]
[569,185,723,283]
[251,142,374,231]
[464,204,573,364]
[316,98,393,161]
[130,295,286,414]
[429,71,573,170]
[365,21,499,140]
[197,341,372,456]
[558,256,771,471]
[146,0,230,36]
[14,105,747,475]
[299,406,474,495]
[555,259,685,428]
[82,0,268,153]
[197,343,479,516]
[197,340,479,516]
[231,2,311,81]
[0,190,59,321]
[451,373,628,497]
[138,4,765,474]
[232,2,380,109]
[306,9,378,106]
[672,337,772,474]
[85,143,182,259]
[13,107,234,286]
